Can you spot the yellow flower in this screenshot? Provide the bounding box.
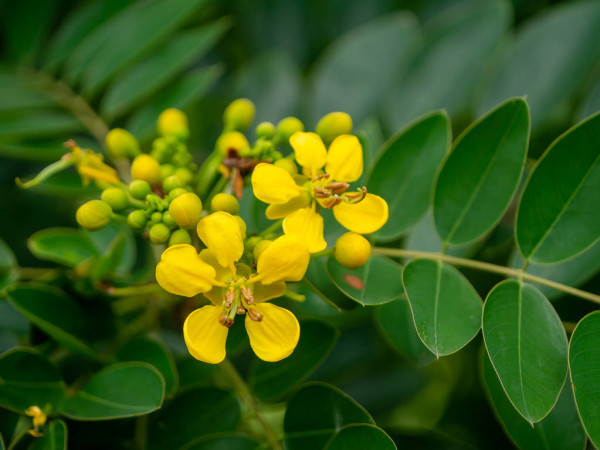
[70,144,119,186]
[251,132,388,252]
[155,211,310,364]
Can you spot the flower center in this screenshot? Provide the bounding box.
[311,173,367,209]
[218,277,262,327]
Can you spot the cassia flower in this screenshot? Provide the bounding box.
[68,141,119,186]
[251,132,388,252]
[156,211,310,364]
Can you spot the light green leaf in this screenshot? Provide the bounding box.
[434,97,529,245]
[482,281,568,423]
[326,255,404,306]
[569,311,600,448]
[28,228,98,268]
[325,424,396,450]
[0,112,82,139]
[483,352,586,450]
[284,382,374,450]
[516,111,600,263]
[60,362,164,420]
[307,13,420,125]
[30,419,67,450]
[0,348,65,414]
[478,1,600,132]
[250,321,338,400]
[402,259,482,356]
[368,111,450,241]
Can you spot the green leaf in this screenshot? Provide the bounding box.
[307,13,420,125]
[482,281,568,423]
[516,111,600,263]
[0,239,17,289]
[303,258,353,311]
[28,228,98,268]
[86,221,137,276]
[326,255,404,306]
[577,81,600,122]
[3,283,96,358]
[385,0,510,130]
[176,356,217,392]
[182,434,259,450]
[30,419,67,450]
[0,112,82,139]
[60,362,164,420]
[117,337,178,398]
[368,111,450,241]
[402,259,482,356]
[483,352,586,450]
[0,139,68,162]
[249,321,338,400]
[325,424,396,450]
[101,20,229,120]
[148,388,240,449]
[569,311,600,447]
[434,97,530,245]
[478,1,600,132]
[0,74,54,112]
[0,348,65,414]
[284,382,374,450]
[375,296,435,365]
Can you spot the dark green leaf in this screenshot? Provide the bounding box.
[0,348,65,413]
[483,281,568,422]
[303,258,353,311]
[0,74,54,112]
[569,311,600,447]
[30,419,67,450]
[85,221,137,276]
[0,239,17,289]
[176,356,217,392]
[368,111,450,240]
[284,382,374,450]
[250,321,338,400]
[0,139,68,162]
[60,362,164,420]
[182,434,259,450]
[516,111,600,263]
[576,81,600,122]
[325,424,396,450]
[434,98,530,245]
[402,259,482,356]
[0,112,82,139]
[28,228,98,268]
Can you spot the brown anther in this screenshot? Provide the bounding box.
[313,186,332,198]
[312,173,330,182]
[224,289,235,308]
[241,286,254,305]
[237,306,246,315]
[63,139,77,149]
[219,314,235,328]
[247,308,263,322]
[323,195,342,209]
[325,181,350,194]
[344,187,368,203]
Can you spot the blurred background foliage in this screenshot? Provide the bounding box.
[0,0,599,448]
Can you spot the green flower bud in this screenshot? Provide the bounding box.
[129,180,151,200]
[276,117,304,144]
[168,187,188,201]
[151,212,163,223]
[169,193,203,229]
[256,121,276,140]
[224,98,255,131]
[173,167,193,185]
[131,154,161,185]
[171,151,192,167]
[169,229,192,246]
[157,108,189,140]
[105,128,140,159]
[316,112,353,145]
[101,187,129,211]
[160,164,176,179]
[127,210,148,229]
[210,193,239,215]
[149,223,170,244]
[274,158,298,176]
[253,239,272,260]
[76,200,112,231]
[163,175,183,193]
[163,211,177,229]
[334,232,371,269]
[245,236,262,252]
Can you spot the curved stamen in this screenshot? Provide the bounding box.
[343,187,367,204]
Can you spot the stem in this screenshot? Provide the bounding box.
[311,248,333,259]
[373,247,600,304]
[107,284,164,297]
[220,359,282,450]
[261,219,282,237]
[134,415,148,450]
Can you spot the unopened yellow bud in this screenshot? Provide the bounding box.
[224,98,255,131]
[101,187,129,210]
[217,131,250,155]
[105,128,140,159]
[168,193,203,229]
[256,121,275,140]
[235,216,247,239]
[157,108,189,140]
[253,239,272,260]
[131,154,161,185]
[316,112,353,145]
[334,232,371,269]
[76,200,112,231]
[211,193,239,215]
[276,117,304,143]
[274,158,298,176]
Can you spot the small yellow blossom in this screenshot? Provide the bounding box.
[25,405,47,437]
[68,141,119,186]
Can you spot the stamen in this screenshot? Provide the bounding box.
[313,186,331,198]
[219,314,234,328]
[247,308,263,322]
[323,195,342,209]
[237,306,246,315]
[343,187,367,204]
[325,181,350,194]
[241,286,254,305]
[312,173,330,182]
[224,288,235,308]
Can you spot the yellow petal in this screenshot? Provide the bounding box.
[282,207,327,253]
[333,193,389,234]
[199,249,231,282]
[184,306,228,364]
[290,132,327,175]
[253,281,286,302]
[196,212,244,271]
[155,244,217,297]
[325,135,363,182]
[265,193,310,219]
[251,163,302,205]
[245,303,300,362]
[255,234,310,283]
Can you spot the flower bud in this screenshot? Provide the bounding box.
[210,193,239,215]
[169,193,203,229]
[160,164,175,179]
[163,175,183,193]
[235,216,247,239]
[131,154,161,185]
[127,210,147,229]
[163,211,177,228]
[101,187,129,211]
[169,229,192,246]
[105,128,140,159]
[245,236,262,252]
[158,108,189,140]
[274,158,298,176]
[76,200,112,231]
[253,239,272,260]
[149,223,170,244]
[256,121,276,140]
[171,151,192,167]
[129,180,151,200]
[173,167,193,185]
[334,232,371,269]
[224,98,255,131]
[216,131,250,155]
[168,187,188,200]
[316,112,353,145]
[276,117,304,144]
[151,212,163,223]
